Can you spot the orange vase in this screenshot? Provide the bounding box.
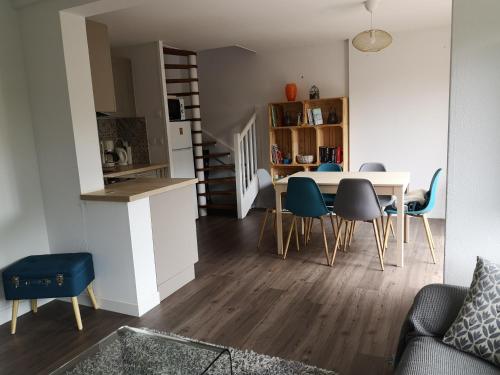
[285,83,297,102]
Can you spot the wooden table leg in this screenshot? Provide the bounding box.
[31,299,37,313]
[396,186,405,267]
[275,189,283,255]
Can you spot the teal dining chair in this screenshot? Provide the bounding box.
[384,168,442,264]
[283,177,335,266]
[305,163,343,246]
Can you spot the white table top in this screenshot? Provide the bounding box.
[275,171,410,188]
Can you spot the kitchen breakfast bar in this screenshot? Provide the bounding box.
[80,177,198,317]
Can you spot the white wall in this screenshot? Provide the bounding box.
[445,0,500,286]
[0,0,50,324]
[349,28,451,218]
[198,41,348,168]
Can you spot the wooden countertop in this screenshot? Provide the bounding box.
[80,177,198,202]
[103,163,168,178]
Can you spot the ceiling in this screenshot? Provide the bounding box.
[90,0,452,52]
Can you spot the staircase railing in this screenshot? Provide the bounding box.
[234,112,258,219]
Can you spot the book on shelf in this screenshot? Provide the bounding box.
[312,108,323,125]
[271,106,277,127]
[271,144,283,164]
[307,109,313,125]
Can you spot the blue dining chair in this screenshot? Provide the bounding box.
[384,168,442,264]
[284,177,335,266]
[317,163,342,172]
[305,163,343,245]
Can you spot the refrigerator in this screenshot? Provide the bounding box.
[168,121,195,178]
[168,121,198,218]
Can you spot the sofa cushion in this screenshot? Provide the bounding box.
[443,257,500,367]
[395,336,500,375]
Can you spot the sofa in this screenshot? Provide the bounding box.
[394,283,500,375]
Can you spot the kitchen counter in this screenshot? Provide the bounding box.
[80,177,197,202]
[102,163,168,178]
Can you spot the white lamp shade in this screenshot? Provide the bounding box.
[352,29,392,52]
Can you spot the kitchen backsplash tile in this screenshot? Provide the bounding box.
[97,117,150,164]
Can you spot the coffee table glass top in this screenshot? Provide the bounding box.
[50,326,233,375]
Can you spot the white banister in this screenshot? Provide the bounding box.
[234,112,259,219]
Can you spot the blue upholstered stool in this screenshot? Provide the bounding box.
[2,253,97,334]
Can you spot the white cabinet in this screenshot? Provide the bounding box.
[149,185,198,300]
[86,20,116,113]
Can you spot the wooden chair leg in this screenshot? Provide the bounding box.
[257,209,271,249]
[71,297,83,331]
[348,221,356,247]
[389,217,396,238]
[11,300,19,334]
[31,299,37,313]
[319,217,331,266]
[294,216,300,252]
[303,217,309,246]
[307,217,314,243]
[87,283,99,310]
[372,219,385,271]
[422,215,437,264]
[283,215,296,259]
[329,214,337,242]
[343,220,350,252]
[382,215,391,257]
[330,218,344,266]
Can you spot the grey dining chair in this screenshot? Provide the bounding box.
[254,169,291,249]
[331,178,386,270]
[357,162,396,243]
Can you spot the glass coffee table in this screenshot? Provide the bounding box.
[51,326,233,374]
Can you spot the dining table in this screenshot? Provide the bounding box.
[274,171,411,267]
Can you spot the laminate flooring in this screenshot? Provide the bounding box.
[0,211,444,374]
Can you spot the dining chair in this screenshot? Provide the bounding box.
[305,163,342,245]
[331,178,385,270]
[254,169,280,249]
[384,168,442,264]
[358,162,396,244]
[283,177,334,266]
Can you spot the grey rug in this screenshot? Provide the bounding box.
[60,328,338,375]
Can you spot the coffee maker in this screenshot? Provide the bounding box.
[101,140,117,168]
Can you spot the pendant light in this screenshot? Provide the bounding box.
[352,0,392,52]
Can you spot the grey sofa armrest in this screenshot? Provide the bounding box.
[395,283,468,366]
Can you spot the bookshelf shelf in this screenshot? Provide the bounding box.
[268,97,349,180]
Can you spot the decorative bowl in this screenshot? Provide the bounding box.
[296,155,314,164]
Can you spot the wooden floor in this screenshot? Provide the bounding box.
[0,211,444,375]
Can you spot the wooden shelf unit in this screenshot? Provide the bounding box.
[268,97,349,180]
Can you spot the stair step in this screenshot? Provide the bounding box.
[195,152,230,159]
[196,164,234,171]
[185,105,200,110]
[199,203,236,210]
[163,47,196,56]
[165,64,197,69]
[197,177,236,185]
[198,190,236,196]
[193,141,216,147]
[169,91,199,97]
[166,78,198,84]
[185,118,202,122]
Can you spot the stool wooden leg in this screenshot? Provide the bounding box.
[11,300,19,334]
[71,297,83,331]
[31,299,37,313]
[87,284,98,310]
